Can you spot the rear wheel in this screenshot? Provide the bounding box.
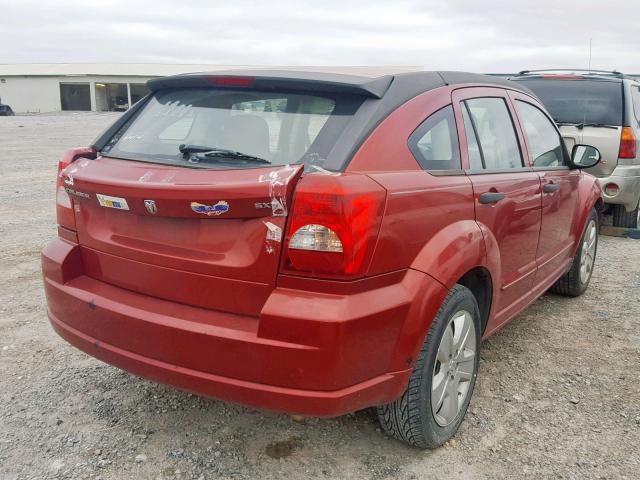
[612,202,639,229]
[550,208,598,297]
[376,285,480,448]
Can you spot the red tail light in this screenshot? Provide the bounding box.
[283,174,386,278]
[56,147,96,235]
[619,127,637,159]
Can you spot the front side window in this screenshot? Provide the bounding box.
[408,105,461,171]
[464,98,523,170]
[515,101,566,167]
[102,88,361,169]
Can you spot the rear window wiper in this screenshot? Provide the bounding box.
[555,122,618,130]
[178,144,271,164]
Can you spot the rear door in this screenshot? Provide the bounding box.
[452,87,542,325]
[509,91,580,283]
[64,159,302,317]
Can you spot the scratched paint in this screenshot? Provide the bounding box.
[62,165,79,186]
[263,221,283,254]
[258,165,296,217]
[309,164,340,176]
[138,171,153,183]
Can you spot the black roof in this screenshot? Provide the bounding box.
[93,70,536,166]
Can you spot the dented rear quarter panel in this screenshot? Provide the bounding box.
[347,86,487,288]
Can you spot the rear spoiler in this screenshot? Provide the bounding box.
[146,70,394,99]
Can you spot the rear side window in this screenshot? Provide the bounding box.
[630,85,640,123]
[408,105,461,171]
[514,101,566,167]
[102,88,361,170]
[515,78,623,126]
[464,98,523,170]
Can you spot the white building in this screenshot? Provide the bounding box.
[0,64,423,114]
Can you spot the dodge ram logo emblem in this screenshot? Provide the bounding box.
[144,200,158,214]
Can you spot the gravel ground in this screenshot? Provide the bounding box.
[1,113,639,480]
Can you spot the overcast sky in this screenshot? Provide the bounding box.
[1,0,638,72]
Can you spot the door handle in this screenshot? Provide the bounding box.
[543,183,560,193]
[479,192,506,204]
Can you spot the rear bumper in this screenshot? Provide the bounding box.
[597,165,640,211]
[43,238,447,416]
[49,310,408,416]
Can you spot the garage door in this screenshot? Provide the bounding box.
[60,83,91,111]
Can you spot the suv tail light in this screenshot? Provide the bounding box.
[283,174,386,278]
[56,148,96,235]
[619,127,637,159]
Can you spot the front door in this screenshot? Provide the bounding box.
[508,91,580,283]
[452,88,543,329]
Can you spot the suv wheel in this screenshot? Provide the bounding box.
[376,285,480,448]
[612,202,639,229]
[550,208,598,296]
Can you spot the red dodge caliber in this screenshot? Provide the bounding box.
[42,70,603,448]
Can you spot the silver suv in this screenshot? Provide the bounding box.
[512,70,640,228]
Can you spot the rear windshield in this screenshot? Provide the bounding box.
[515,78,623,126]
[102,88,363,169]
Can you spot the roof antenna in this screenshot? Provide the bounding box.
[588,38,593,72]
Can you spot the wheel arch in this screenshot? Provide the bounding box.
[401,220,500,362]
[573,175,603,256]
[409,219,499,290]
[456,266,493,335]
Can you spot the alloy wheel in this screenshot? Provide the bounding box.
[431,310,477,427]
[579,219,597,284]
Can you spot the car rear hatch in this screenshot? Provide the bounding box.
[65,158,303,316]
[513,76,624,177]
[558,124,622,177]
[61,72,388,316]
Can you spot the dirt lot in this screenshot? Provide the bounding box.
[0,113,639,480]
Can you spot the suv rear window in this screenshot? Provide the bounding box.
[102,88,363,169]
[514,78,623,126]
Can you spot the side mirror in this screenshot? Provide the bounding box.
[571,144,601,169]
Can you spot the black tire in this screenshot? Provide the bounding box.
[550,208,598,297]
[612,202,639,229]
[376,285,481,449]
